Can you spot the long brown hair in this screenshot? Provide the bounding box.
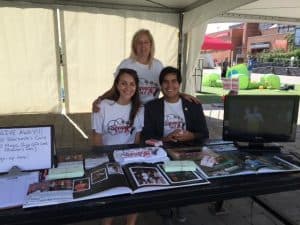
[130,29,155,66]
[102,69,141,126]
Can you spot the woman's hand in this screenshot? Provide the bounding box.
[92,130,103,146]
[92,96,102,112]
[180,92,201,104]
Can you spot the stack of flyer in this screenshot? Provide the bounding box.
[113,147,169,165]
[85,153,109,169]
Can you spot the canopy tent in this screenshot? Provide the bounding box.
[201,35,233,50]
[0,0,300,114]
[210,0,300,24]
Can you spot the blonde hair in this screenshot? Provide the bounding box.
[130,29,155,66]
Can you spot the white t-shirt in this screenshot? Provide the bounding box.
[114,58,163,104]
[163,99,186,137]
[92,99,144,145]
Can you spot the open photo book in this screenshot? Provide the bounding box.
[166,147,300,179]
[203,152,300,178]
[74,162,210,200]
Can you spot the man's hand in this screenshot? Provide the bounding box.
[173,130,195,142]
[92,96,102,112]
[163,129,195,142]
[163,129,180,142]
[180,93,201,104]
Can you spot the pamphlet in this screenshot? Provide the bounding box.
[85,153,109,169]
[163,160,197,172]
[46,164,84,180]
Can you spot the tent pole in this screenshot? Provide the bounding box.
[57,8,70,114]
[53,8,64,114]
[178,13,184,71]
[179,12,188,93]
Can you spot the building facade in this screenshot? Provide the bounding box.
[207,23,295,65]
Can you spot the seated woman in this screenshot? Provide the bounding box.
[92,68,143,225]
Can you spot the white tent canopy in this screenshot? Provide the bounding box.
[1,0,299,114]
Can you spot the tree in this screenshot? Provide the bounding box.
[286,33,295,51]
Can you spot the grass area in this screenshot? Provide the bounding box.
[196,84,300,104]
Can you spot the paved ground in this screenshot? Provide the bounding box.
[67,197,294,225]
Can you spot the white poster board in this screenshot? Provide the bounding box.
[0,126,53,173]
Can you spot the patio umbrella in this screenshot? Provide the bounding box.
[197,35,233,93]
[201,35,233,50]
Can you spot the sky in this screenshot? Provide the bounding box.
[205,23,240,34]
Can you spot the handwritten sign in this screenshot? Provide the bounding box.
[0,126,53,173]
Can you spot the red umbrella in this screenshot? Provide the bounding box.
[201,35,233,50]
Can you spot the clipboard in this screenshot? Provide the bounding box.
[0,166,39,209]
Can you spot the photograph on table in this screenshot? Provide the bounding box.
[129,166,169,186]
[73,178,90,192]
[160,168,203,184]
[91,168,108,184]
[106,163,124,175]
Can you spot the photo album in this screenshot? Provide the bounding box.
[166,146,300,179]
[73,161,210,200]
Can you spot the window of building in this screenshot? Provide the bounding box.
[295,27,300,47]
[278,25,295,34]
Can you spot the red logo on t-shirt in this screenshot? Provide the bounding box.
[139,78,159,96]
[107,118,132,135]
[164,114,185,130]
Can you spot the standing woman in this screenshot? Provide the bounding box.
[93,29,199,111]
[114,29,163,104]
[92,68,142,225]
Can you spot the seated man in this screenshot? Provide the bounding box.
[142,66,209,224]
[142,66,209,145]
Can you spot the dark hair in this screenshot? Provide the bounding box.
[159,66,182,85]
[102,68,141,126]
